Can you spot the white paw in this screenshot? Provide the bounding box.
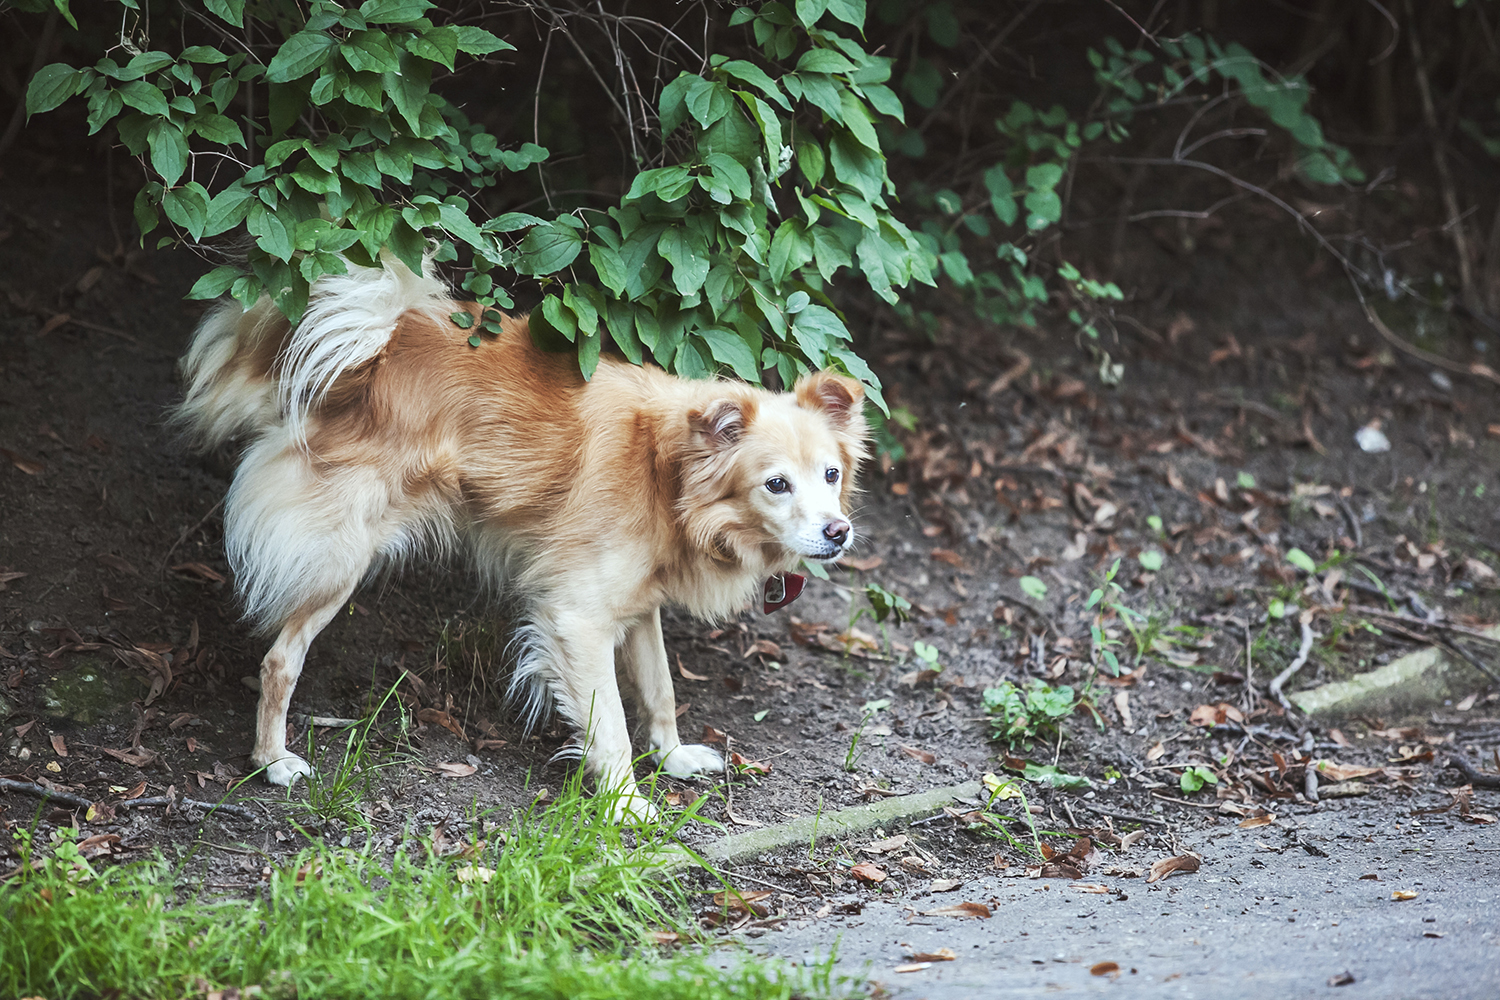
[654,743,725,778]
[262,753,313,786]
[608,791,660,825]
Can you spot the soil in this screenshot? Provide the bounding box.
[4,121,1500,993]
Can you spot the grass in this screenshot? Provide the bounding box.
[1,778,845,1000]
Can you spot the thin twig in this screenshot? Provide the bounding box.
[1448,753,1500,789]
[158,498,225,578]
[0,777,93,811]
[1269,620,1316,712]
[1406,0,1480,314]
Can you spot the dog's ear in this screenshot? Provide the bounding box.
[794,370,865,427]
[689,397,754,451]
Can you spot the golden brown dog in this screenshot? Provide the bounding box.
[175,259,868,819]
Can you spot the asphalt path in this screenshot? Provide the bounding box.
[750,806,1500,999]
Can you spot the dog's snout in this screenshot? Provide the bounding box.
[823,518,851,546]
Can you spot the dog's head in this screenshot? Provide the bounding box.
[680,370,869,569]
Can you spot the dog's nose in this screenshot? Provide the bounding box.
[823,518,851,546]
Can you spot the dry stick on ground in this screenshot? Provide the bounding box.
[0,777,258,821]
[1448,753,1500,790]
[1269,620,1317,713]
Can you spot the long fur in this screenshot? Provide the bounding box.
[174,256,869,815]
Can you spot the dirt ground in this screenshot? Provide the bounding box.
[3,121,1500,993]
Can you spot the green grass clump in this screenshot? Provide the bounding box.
[1,781,841,999]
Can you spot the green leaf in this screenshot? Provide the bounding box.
[825,0,866,26]
[359,0,434,24]
[589,242,628,297]
[453,25,514,55]
[117,80,170,117]
[147,120,190,186]
[1019,576,1048,601]
[702,327,760,381]
[720,60,789,110]
[1286,548,1317,574]
[180,45,229,64]
[186,264,242,300]
[162,182,210,240]
[203,185,254,237]
[386,218,425,275]
[797,48,856,74]
[266,30,337,83]
[705,152,752,201]
[25,64,83,116]
[1137,549,1164,573]
[795,0,831,28]
[540,294,578,343]
[516,222,583,276]
[768,220,812,284]
[407,25,459,71]
[578,330,601,381]
[188,112,244,147]
[437,202,486,250]
[205,0,245,27]
[658,72,697,135]
[1025,162,1065,191]
[685,78,733,129]
[247,203,294,262]
[341,32,402,73]
[1023,763,1092,790]
[657,227,710,296]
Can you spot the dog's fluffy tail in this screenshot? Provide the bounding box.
[173,256,451,448]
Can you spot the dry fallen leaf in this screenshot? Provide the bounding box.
[0,447,44,475]
[50,733,67,757]
[430,762,477,778]
[1071,883,1111,894]
[862,834,909,855]
[1189,702,1245,727]
[455,865,495,884]
[921,901,991,919]
[899,744,936,764]
[1146,741,1166,762]
[1146,854,1201,884]
[701,725,726,744]
[930,878,964,892]
[1091,961,1121,976]
[908,948,956,962]
[1391,890,1419,901]
[1315,760,1384,782]
[894,963,930,974]
[839,554,883,571]
[417,707,469,742]
[170,562,227,583]
[1238,813,1276,829]
[850,862,888,883]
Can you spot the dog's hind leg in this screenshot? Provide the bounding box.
[620,609,724,779]
[228,432,409,785]
[251,591,355,785]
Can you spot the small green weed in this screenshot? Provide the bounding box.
[297,684,411,828]
[982,679,1076,749]
[1179,766,1219,794]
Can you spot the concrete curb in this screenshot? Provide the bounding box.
[651,780,982,874]
[1290,625,1499,717]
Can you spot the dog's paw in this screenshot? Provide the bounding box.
[608,791,660,825]
[262,753,313,786]
[654,743,725,778]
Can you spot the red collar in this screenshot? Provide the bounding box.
[762,573,806,614]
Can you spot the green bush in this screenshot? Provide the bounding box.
[18,0,1360,404]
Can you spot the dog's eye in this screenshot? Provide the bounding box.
[765,477,790,495]
[824,468,840,485]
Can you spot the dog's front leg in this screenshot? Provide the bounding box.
[536,611,657,823]
[621,608,725,779]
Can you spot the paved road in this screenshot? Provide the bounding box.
[751,808,1500,999]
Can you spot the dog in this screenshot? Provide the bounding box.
[174,257,868,819]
